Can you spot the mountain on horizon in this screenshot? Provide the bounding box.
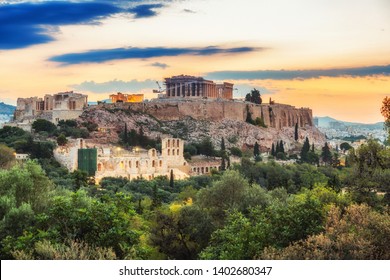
[0,102,16,115]
[315,116,384,129]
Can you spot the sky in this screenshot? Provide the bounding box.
[0,0,389,123]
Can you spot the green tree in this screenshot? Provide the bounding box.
[321,142,332,164]
[0,144,15,169]
[198,137,215,157]
[245,88,262,104]
[150,206,215,259]
[245,105,254,124]
[294,122,299,141]
[56,134,67,146]
[254,142,260,158]
[169,169,174,190]
[229,147,242,157]
[220,137,225,151]
[71,170,89,191]
[261,204,390,260]
[32,119,57,134]
[340,142,352,151]
[271,143,275,156]
[124,123,128,144]
[300,137,310,162]
[200,187,326,259]
[279,140,285,154]
[345,139,390,206]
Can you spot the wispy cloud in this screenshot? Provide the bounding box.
[206,65,390,80]
[183,9,196,13]
[0,1,172,49]
[150,62,169,69]
[49,46,259,65]
[71,79,158,94]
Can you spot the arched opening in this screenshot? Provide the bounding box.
[136,161,139,168]
[159,160,162,167]
[173,149,175,156]
[97,163,102,171]
[168,149,170,156]
[177,149,179,155]
[152,160,155,167]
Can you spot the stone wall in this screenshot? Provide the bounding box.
[99,100,313,129]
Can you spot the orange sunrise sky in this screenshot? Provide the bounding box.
[0,0,389,123]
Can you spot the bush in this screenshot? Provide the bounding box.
[32,119,56,134]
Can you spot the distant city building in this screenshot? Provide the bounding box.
[110,92,144,103]
[15,153,29,161]
[14,91,88,124]
[164,75,233,100]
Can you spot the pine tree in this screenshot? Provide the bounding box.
[221,137,226,151]
[227,156,231,169]
[254,141,260,157]
[294,122,299,141]
[311,143,315,153]
[300,137,310,162]
[271,143,275,156]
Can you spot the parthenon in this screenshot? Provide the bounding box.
[164,75,233,100]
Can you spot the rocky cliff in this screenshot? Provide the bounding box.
[79,100,325,152]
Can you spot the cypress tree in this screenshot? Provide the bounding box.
[221,137,226,151]
[311,143,315,153]
[221,157,226,171]
[254,141,260,157]
[300,137,310,162]
[271,143,275,156]
[279,140,285,154]
[294,122,299,141]
[276,141,280,154]
[227,156,231,169]
[321,142,332,164]
[124,122,128,144]
[169,169,174,189]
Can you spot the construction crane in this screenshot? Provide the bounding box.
[153,81,166,93]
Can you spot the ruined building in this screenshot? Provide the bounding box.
[14,91,88,124]
[54,138,191,183]
[109,92,144,103]
[164,75,233,99]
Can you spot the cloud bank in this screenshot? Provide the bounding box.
[206,65,390,80]
[0,0,167,49]
[49,46,258,65]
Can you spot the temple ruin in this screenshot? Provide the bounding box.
[164,75,233,100]
[14,91,88,124]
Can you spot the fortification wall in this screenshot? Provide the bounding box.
[100,100,313,129]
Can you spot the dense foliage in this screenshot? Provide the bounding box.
[0,98,389,260]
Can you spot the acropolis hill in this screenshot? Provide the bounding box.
[99,99,312,128]
[81,99,325,151]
